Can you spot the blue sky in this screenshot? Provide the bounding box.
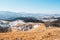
[0,0,60,14]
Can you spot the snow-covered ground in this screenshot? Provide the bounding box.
[0,20,42,31]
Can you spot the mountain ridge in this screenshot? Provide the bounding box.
[0,11,60,20]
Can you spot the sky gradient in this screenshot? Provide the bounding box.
[0,0,60,14]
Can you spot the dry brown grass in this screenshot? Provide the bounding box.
[0,24,60,40]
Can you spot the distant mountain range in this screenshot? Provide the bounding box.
[0,11,60,20]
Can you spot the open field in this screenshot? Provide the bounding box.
[0,24,60,40]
